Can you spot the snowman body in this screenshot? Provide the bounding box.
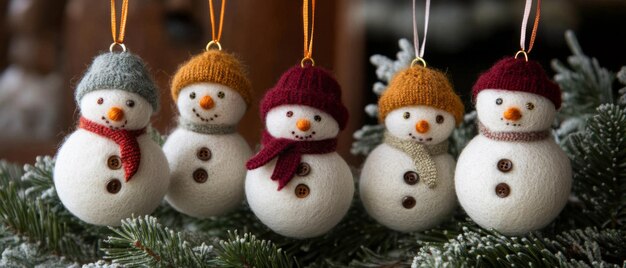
[360,106,458,232]
[455,89,571,235]
[246,104,354,238]
[164,129,250,217]
[245,152,353,238]
[54,89,169,226]
[163,83,251,217]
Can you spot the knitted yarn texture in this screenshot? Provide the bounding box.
[260,65,349,130]
[383,131,448,188]
[178,117,237,135]
[378,66,464,125]
[171,50,252,105]
[472,57,562,109]
[478,122,550,142]
[78,117,145,181]
[76,52,160,111]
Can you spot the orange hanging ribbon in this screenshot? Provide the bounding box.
[302,0,315,66]
[517,0,541,60]
[110,0,128,45]
[209,0,226,44]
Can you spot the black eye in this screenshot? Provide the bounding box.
[314,115,322,122]
[496,98,503,105]
[218,91,225,99]
[286,111,293,117]
[190,92,196,99]
[403,112,410,119]
[97,98,103,105]
[126,100,135,108]
[436,115,444,124]
[526,102,535,110]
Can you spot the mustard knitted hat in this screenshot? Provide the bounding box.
[171,50,252,105]
[378,66,464,125]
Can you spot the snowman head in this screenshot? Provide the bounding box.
[80,89,153,130]
[177,83,247,125]
[265,105,339,141]
[385,105,455,144]
[476,89,556,132]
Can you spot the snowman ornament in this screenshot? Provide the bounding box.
[54,52,170,226]
[163,50,252,218]
[360,66,464,232]
[245,65,353,239]
[455,57,572,235]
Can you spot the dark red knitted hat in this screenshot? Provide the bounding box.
[261,65,349,130]
[472,57,562,109]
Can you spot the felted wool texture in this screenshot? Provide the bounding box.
[384,106,456,145]
[171,50,252,105]
[472,57,562,109]
[163,128,251,218]
[476,90,556,133]
[260,65,349,130]
[80,90,153,130]
[265,105,340,141]
[360,144,457,232]
[76,52,160,111]
[177,83,247,126]
[378,66,464,125]
[54,130,170,226]
[245,152,354,239]
[455,135,572,235]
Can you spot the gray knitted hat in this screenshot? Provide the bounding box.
[75,52,159,111]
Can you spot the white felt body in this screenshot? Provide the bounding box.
[54,130,170,226]
[455,135,571,235]
[245,152,354,239]
[163,128,251,218]
[360,143,457,232]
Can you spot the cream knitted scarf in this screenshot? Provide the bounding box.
[478,122,549,142]
[179,117,237,135]
[383,131,448,188]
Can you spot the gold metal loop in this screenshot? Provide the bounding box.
[301,57,315,68]
[205,40,222,51]
[410,57,427,68]
[515,50,528,62]
[109,42,127,53]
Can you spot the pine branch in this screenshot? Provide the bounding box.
[211,231,297,268]
[0,242,78,268]
[617,67,626,106]
[103,215,212,268]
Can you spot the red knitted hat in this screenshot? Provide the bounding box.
[472,57,562,109]
[261,65,349,130]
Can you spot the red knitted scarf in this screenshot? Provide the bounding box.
[79,117,145,181]
[246,131,337,190]
[478,122,549,142]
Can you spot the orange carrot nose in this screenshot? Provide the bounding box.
[107,107,124,122]
[415,120,430,133]
[296,119,311,131]
[503,107,522,121]
[199,95,215,110]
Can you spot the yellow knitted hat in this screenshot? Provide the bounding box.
[171,50,252,105]
[378,66,464,125]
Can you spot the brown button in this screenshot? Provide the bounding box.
[495,183,510,198]
[107,155,122,170]
[193,168,208,183]
[295,184,310,198]
[497,159,513,172]
[403,171,419,185]
[402,196,416,209]
[296,162,311,176]
[106,179,122,194]
[196,147,212,161]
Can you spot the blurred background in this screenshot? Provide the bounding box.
[0,0,624,165]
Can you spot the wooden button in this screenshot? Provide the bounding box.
[196,147,212,161]
[106,179,122,194]
[296,162,311,176]
[107,155,122,170]
[403,171,419,185]
[495,183,510,198]
[497,159,513,172]
[295,184,310,198]
[193,168,208,183]
[402,196,416,209]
